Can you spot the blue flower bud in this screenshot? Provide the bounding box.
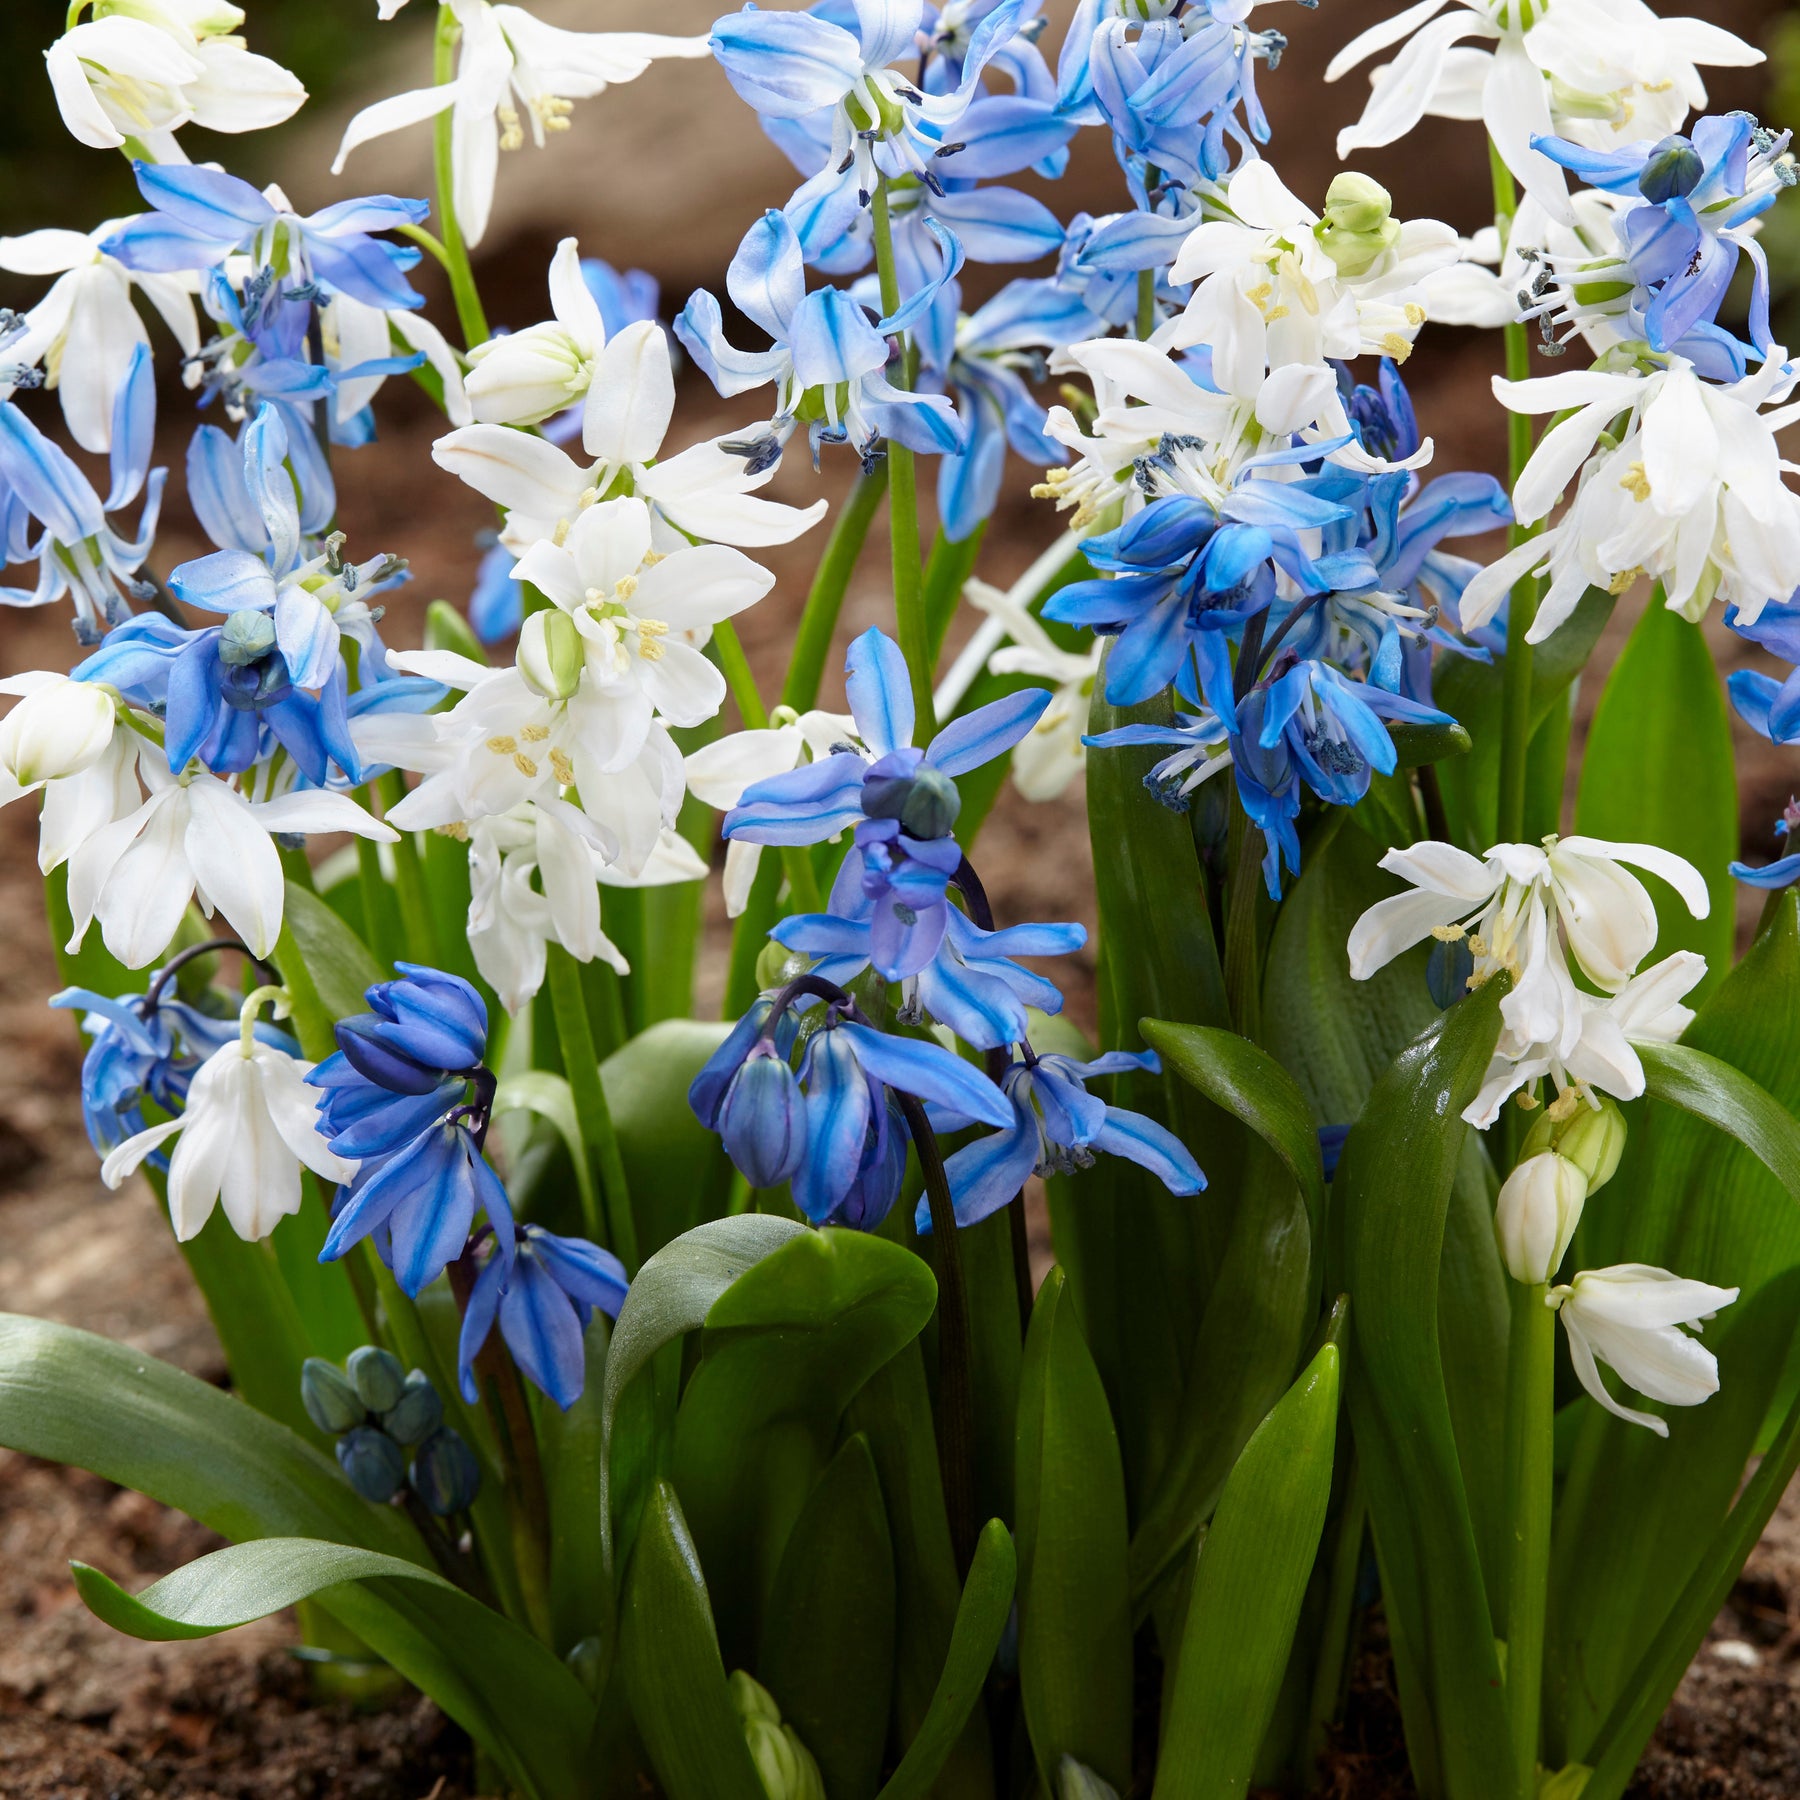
[718,1047,807,1189]
[379,1369,443,1446]
[218,608,278,668]
[861,764,962,839]
[1426,931,1475,1008]
[409,1427,482,1516]
[1639,135,1704,203]
[337,1425,407,1504]
[336,1015,457,1095]
[300,1357,366,1435]
[347,1345,407,1413]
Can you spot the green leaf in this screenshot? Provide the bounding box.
[876,1520,1018,1800]
[539,1317,610,1656]
[1635,1042,1800,1200]
[600,1018,736,1260]
[1574,595,1736,994]
[1388,719,1472,769]
[1139,1020,1326,1228]
[621,1480,769,1800]
[492,1069,599,1239]
[1154,1340,1340,1800]
[671,1227,937,1666]
[0,1317,591,1800]
[759,1433,897,1800]
[1016,1268,1133,1794]
[278,880,382,1055]
[1327,986,1515,1800]
[424,598,489,664]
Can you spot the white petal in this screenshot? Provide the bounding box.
[433,423,590,515]
[332,81,458,175]
[99,1115,184,1190]
[581,320,674,467]
[253,788,400,841]
[183,779,285,958]
[1557,836,1710,920]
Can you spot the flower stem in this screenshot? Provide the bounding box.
[1224,796,1264,1041]
[545,942,638,1271]
[896,1089,978,1576]
[782,465,888,711]
[433,3,490,350]
[377,772,440,967]
[1490,142,1541,845]
[871,179,935,741]
[1137,268,1157,341]
[1503,1279,1556,1796]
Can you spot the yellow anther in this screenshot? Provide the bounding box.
[1429,924,1466,943]
[553,517,571,546]
[1620,461,1652,502]
[1546,1086,1584,1123]
[614,574,639,602]
[436,821,470,842]
[520,724,550,743]
[584,587,605,604]
[1265,304,1290,322]
[1380,333,1414,361]
[1514,1089,1542,1112]
[641,549,665,566]
[1466,933,1489,959]
[1404,303,1426,326]
[577,488,599,509]
[550,749,575,785]
[1245,282,1273,310]
[497,105,524,152]
[1607,565,1644,595]
[513,753,539,778]
[486,734,518,754]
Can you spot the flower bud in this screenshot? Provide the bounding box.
[300,1357,367,1435]
[518,608,585,702]
[719,1046,807,1189]
[1495,1152,1588,1285]
[337,1425,407,1504]
[0,676,115,789]
[347,1344,407,1413]
[379,1369,443,1446]
[1522,1093,1628,1194]
[1058,1757,1122,1800]
[1314,173,1401,278]
[755,939,810,992]
[218,608,279,668]
[1638,135,1704,203]
[729,1673,826,1800]
[465,323,592,426]
[861,764,962,839]
[409,1427,482,1516]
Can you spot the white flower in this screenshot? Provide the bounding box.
[684,709,854,916]
[432,320,827,554]
[467,799,704,1013]
[1160,161,1459,430]
[0,673,118,790]
[47,4,306,160]
[1548,1263,1739,1435]
[331,0,710,248]
[64,759,398,967]
[1495,1150,1588,1283]
[0,224,198,453]
[322,292,471,434]
[1326,0,1761,223]
[1461,354,1800,639]
[102,1029,355,1242]
[1349,835,1709,1123]
[462,236,608,427]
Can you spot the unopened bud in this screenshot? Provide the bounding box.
[337,1425,406,1503]
[379,1369,443,1446]
[300,1357,366,1435]
[347,1344,407,1413]
[861,763,961,839]
[755,938,810,992]
[1315,173,1400,277]
[729,1673,826,1800]
[718,1047,807,1189]
[1058,1757,1122,1800]
[0,676,115,788]
[409,1427,482,1516]
[1520,1092,1626,1194]
[1495,1152,1588,1285]
[218,608,278,668]
[1639,135,1704,203]
[518,608,584,700]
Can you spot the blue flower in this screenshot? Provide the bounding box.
[676,209,965,468]
[923,1046,1203,1230]
[1727,603,1800,746]
[311,965,512,1297]
[723,628,1049,978]
[0,341,163,642]
[1730,798,1800,891]
[457,1224,628,1410]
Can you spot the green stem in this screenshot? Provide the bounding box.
[782,466,888,711]
[871,180,935,741]
[433,4,490,350]
[923,520,988,667]
[1503,1281,1556,1797]
[546,942,639,1272]
[1136,268,1157,341]
[377,773,440,967]
[1305,1456,1368,1770]
[396,222,453,272]
[1224,797,1264,1042]
[1491,142,1541,845]
[712,618,768,728]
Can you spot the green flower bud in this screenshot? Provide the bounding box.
[1058,1756,1122,1800]
[1519,1093,1627,1194]
[379,1370,443,1447]
[337,1425,406,1504]
[300,1357,366,1435]
[861,764,962,839]
[518,608,585,701]
[1495,1152,1588,1285]
[1315,173,1401,278]
[756,939,811,993]
[409,1427,482,1517]
[347,1344,407,1414]
[565,1636,604,1697]
[729,1673,826,1800]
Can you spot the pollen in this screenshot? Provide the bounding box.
[550,749,575,785]
[435,821,469,842]
[1429,924,1466,942]
[614,574,639,603]
[637,619,669,660]
[486,735,518,754]
[1264,304,1290,322]
[1245,282,1273,311]
[553,518,571,546]
[641,549,665,566]
[513,753,539,777]
[497,104,524,152]
[1380,333,1413,361]
[1620,462,1652,502]
[532,95,573,133]
[1404,303,1426,326]
[520,724,550,743]
[1514,1089,1542,1112]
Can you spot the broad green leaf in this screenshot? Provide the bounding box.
[621,1480,769,1800]
[601,1018,736,1259]
[1328,985,1515,1800]
[1016,1268,1133,1794]
[424,598,489,663]
[759,1433,897,1800]
[278,881,382,1055]
[1546,1267,1800,1765]
[1574,596,1735,992]
[0,1316,590,1800]
[1636,1042,1800,1200]
[1139,1020,1326,1228]
[876,1520,1018,1800]
[539,1318,610,1657]
[492,1069,599,1238]
[671,1227,937,1666]
[599,1216,808,1585]
[1154,1340,1340,1800]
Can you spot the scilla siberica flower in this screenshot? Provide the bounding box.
[723,628,1050,981]
[926,1047,1204,1231]
[1724,606,1800,890]
[458,1224,629,1409]
[312,966,514,1296]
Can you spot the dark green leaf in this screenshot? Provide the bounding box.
[1154,1340,1340,1800]
[424,598,488,664]
[539,1317,610,1656]
[1636,1042,1800,1201]
[1388,719,1472,769]
[278,881,382,1055]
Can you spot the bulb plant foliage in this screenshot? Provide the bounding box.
[4,3,1800,1799]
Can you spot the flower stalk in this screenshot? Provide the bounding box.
[1503,1279,1556,1795]
[433,2,490,350]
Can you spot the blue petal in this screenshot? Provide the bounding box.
[726,752,869,844]
[794,1029,872,1223]
[1090,1105,1206,1194]
[498,1253,588,1409]
[728,209,806,339]
[1731,854,1800,890]
[790,287,889,388]
[925,686,1051,775]
[186,424,267,555]
[834,1021,1011,1124]
[168,547,276,614]
[845,627,915,757]
[929,1106,1039,1230]
[711,7,867,118]
[105,343,156,512]
[133,159,271,240]
[456,1250,507,1402]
